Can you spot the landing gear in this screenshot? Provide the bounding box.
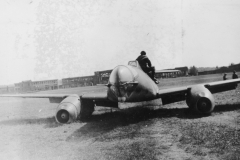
[79,99,95,120]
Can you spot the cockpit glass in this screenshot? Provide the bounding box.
[128,61,138,67]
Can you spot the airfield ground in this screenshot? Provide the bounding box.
[0,73,239,160]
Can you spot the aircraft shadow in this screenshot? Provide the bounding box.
[67,103,240,141]
[0,116,62,128]
[214,103,240,113]
[89,103,240,121]
[0,104,238,135]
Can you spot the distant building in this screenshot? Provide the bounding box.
[32,79,58,91]
[155,66,188,79]
[22,80,32,92]
[14,82,22,92]
[155,70,181,78]
[94,67,188,82]
[0,85,15,94]
[94,69,112,84]
[58,79,63,89]
[217,66,229,73]
[14,80,32,93]
[198,64,240,75]
[62,76,94,88]
[228,63,240,72]
[8,65,194,92]
[0,86,8,94]
[174,67,188,76]
[8,85,15,93]
[198,70,217,75]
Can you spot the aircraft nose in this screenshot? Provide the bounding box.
[110,65,133,83]
[107,65,135,102]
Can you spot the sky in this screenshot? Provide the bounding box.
[0,0,240,85]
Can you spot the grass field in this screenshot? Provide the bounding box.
[0,74,239,160]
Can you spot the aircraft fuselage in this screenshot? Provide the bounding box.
[107,62,159,103]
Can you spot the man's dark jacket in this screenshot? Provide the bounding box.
[136,55,152,68]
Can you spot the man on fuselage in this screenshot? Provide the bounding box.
[136,51,159,84]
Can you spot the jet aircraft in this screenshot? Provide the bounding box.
[1,60,240,123]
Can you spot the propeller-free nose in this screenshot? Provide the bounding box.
[110,65,134,83]
[107,65,134,102]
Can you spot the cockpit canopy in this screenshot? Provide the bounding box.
[128,60,141,69]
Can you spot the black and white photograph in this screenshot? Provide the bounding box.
[0,0,240,159]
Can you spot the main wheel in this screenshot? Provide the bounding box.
[79,100,95,120]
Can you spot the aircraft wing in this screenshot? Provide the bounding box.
[0,89,113,123]
[203,79,240,93]
[0,91,109,103]
[157,78,240,105]
[0,93,69,99]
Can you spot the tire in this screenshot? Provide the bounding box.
[79,99,95,120]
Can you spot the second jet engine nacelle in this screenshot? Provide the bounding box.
[55,95,81,123]
[186,85,215,114]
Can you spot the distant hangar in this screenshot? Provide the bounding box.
[0,66,188,94]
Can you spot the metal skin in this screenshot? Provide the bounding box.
[186,85,215,114]
[55,95,81,123]
[107,62,159,103]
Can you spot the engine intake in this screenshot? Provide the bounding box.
[186,85,215,114]
[55,95,81,123]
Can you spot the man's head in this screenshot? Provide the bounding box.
[224,73,227,76]
[233,70,236,74]
[140,51,146,55]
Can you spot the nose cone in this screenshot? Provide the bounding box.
[107,65,134,102]
[109,65,133,83]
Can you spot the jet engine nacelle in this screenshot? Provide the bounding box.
[186,85,215,114]
[55,95,81,123]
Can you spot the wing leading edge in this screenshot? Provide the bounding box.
[0,90,118,107]
[0,91,112,104]
[0,94,69,99]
